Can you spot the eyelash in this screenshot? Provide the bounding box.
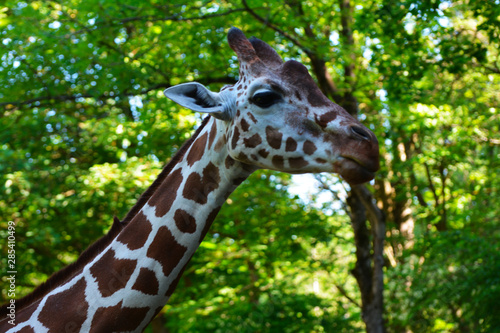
[250,90,282,108]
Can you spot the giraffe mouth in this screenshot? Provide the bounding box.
[337,156,378,185]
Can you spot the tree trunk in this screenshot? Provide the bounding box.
[347,185,386,333]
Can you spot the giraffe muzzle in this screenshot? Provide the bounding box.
[336,157,377,184]
[336,124,380,184]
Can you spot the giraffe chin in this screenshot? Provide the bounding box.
[336,157,377,185]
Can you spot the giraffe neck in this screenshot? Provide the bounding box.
[3,116,255,333]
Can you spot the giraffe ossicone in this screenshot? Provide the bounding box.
[1,27,379,332]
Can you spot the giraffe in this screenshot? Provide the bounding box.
[0,27,379,332]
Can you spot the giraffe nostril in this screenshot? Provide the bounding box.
[350,125,372,142]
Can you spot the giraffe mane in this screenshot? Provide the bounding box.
[0,116,212,316]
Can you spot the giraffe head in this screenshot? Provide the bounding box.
[165,28,379,184]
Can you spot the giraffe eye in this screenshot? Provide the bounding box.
[251,90,282,108]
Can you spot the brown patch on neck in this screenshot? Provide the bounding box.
[231,126,240,150]
[116,211,152,250]
[164,254,194,297]
[89,249,137,297]
[207,120,217,150]
[148,168,184,217]
[186,132,208,166]
[132,268,160,295]
[38,277,88,332]
[174,209,197,234]
[89,301,150,333]
[182,162,221,205]
[214,133,227,152]
[147,226,187,277]
[198,207,222,244]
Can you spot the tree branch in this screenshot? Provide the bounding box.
[423,162,440,208]
[333,281,361,308]
[241,0,308,52]
[68,8,247,36]
[1,77,234,109]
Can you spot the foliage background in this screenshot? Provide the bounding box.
[1,0,499,332]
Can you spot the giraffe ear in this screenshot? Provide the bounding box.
[164,82,229,120]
